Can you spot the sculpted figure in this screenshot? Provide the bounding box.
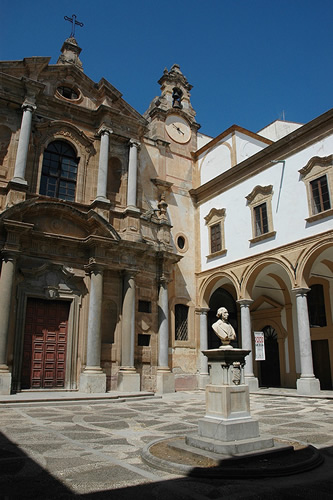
[212,307,236,347]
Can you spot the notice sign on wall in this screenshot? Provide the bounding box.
[254,331,265,361]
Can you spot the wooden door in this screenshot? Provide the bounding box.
[21,299,70,389]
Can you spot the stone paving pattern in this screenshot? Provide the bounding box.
[1,391,333,499]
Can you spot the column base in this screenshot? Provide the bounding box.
[245,375,259,392]
[197,373,210,390]
[80,371,106,393]
[297,377,321,395]
[156,369,175,394]
[0,371,12,395]
[117,369,140,392]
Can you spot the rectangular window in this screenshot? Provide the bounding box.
[138,300,151,313]
[175,304,188,341]
[254,203,268,236]
[210,223,222,254]
[310,175,331,214]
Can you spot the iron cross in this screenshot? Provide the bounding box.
[64,14,84,38]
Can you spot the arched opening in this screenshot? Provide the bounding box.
[259,325,281,387]
[208,288,238,349]
[40,140,79,201]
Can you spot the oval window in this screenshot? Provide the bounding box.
[57,86,79,100]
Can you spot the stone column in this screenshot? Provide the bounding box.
[237,299,259,392]
[95,127,112,202]
[12,101,36,185]
[197,308,210,389]
[0,254,16,394]
[117,271,140,391]
[292,287,320,395]
[80,265,106,393]
[126,140,140,211]
[156,277,175,394]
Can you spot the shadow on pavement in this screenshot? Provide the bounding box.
[1,429,333,500]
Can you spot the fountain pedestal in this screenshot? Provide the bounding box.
[186,348,274,454]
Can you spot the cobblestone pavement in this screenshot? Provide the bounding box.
[1,391,333,499]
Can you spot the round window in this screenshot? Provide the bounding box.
[56,86,80,100]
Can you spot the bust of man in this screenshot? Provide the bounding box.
[212,307,236,347]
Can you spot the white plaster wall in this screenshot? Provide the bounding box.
[258,120,303,142]
[199,134,233,185]
[200,133,333,271]
[197,132,213,149]
[199,132,269,185]
[235,132,269,164]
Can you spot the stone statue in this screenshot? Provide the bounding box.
[212,307,236,347]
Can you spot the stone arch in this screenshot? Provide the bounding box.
[199,271,240,309]
[242,257,294,299]
[0,198,120,241]
[297,237,333,286]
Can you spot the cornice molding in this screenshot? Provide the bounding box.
[299,154,333,177]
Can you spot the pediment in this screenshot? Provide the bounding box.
[251,295,283,312]
[0,200,120,241]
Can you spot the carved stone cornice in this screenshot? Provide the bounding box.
[246,185,273,203]
[299,155,333,177]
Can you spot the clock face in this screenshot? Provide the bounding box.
[165,114,191,144]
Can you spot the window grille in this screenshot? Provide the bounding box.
[175,304,188,341]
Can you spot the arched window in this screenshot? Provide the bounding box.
[40,141,78,202]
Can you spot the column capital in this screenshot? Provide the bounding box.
[237,298,254,307]
[159,274,172,286]
[22,100,36,113]
[195,307,210,315]
[84,258,105,274]
[97,125,113,137]
[129,139,141,149]
[1,252,18,264]
[123,268,139,280]
[292,287,311,296]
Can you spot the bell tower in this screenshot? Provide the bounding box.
[144,64,200,147]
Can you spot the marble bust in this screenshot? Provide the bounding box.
[212,307,236,347]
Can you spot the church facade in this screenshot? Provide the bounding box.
[0,36,332,395]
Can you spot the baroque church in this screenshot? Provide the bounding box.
[0,34,332,396]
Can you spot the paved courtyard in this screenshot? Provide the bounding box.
[1,391,333,499]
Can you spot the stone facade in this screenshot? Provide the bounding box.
[0,37,332,395]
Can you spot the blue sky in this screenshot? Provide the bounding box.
[2,0,332,138]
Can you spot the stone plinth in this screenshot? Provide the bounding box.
[80,371,106,393]
[117,368,140,392]
[0,372,12,395]
[156,369,175,394]
[186,348,274,455]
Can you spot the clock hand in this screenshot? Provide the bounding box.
[172,123,184,135]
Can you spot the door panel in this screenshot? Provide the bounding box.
[22,299,70,389]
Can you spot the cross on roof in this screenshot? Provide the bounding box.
[64,14,84,38]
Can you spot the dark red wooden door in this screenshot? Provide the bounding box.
[21,299,70,389]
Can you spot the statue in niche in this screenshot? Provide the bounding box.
[212,307,236,347]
